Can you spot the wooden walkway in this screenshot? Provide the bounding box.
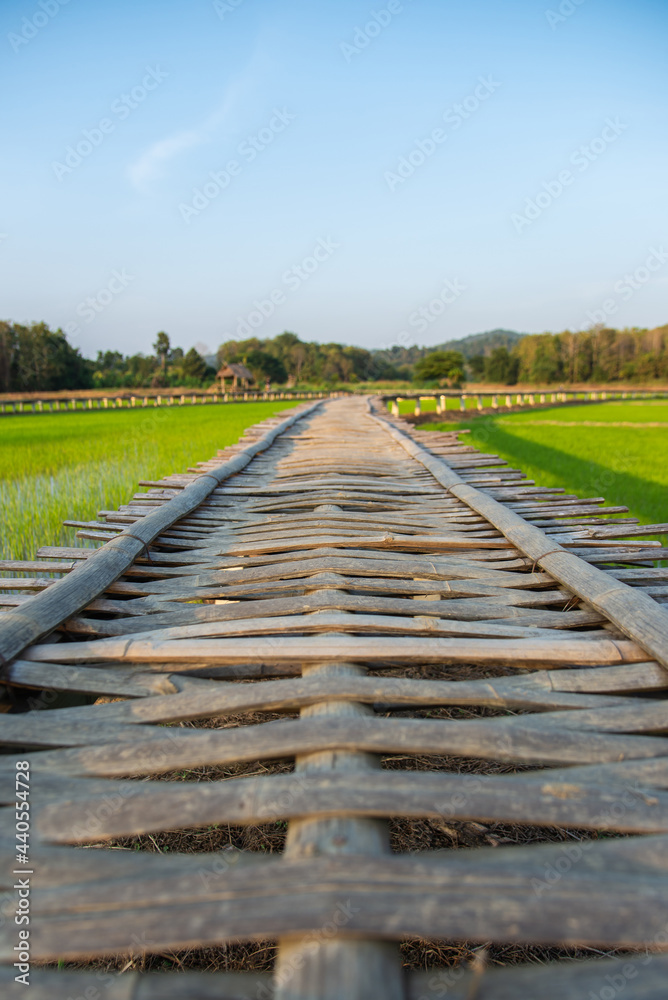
[1,395,668,998]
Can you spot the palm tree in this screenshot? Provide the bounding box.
[153,331,170,372]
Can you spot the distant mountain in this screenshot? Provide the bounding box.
[432,329,526,359]
[370,329,527,370]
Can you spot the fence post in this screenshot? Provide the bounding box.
[459,394,466,411]
[492,394,498,409]
[476,395,483,411]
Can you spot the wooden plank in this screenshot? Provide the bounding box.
[3,659,177,698]
[21,633,647,668]
[0,968,273,1000]
[32,767,668,843]
[3,842,668,961]
[46,610,572,645]
[407,955,668,1000]
[12,714,668,774]
[13,665,647,727]
[62,593,602,637]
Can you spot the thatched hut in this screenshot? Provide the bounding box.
[216,362,254,391]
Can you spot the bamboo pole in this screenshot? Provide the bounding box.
[274,661,404,1000]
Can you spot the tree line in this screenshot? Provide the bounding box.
[216,331,402,384]
[0,324,216,392]
[1,320,666,393]
[0,322,91,393]
[467,325,668,385]
[93,332,216,389]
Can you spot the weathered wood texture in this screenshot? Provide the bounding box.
[1,395,667,999]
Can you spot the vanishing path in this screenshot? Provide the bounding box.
[1,396,668,999]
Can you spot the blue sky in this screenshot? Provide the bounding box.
[1,0,667,359]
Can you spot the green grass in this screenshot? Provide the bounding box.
[419,400,668,528]
[0,401,300,560]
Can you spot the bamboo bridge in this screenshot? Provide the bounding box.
[1,395,667,998]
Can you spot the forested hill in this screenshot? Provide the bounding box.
[432,329,526,359]
[374,329,526,368]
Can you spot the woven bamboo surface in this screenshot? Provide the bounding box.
[1,395,668,998]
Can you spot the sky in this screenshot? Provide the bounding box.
[1,0,667,360]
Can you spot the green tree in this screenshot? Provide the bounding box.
[245,349,287,384]
[1,322,92,391]
[181,347,207,381]
[414,350,465,386]
[153,331,170,372]
[484,347,518,384]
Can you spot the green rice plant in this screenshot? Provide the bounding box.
[0,401,300,560]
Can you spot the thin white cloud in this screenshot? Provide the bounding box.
[127,129,204,189]
[127,48,266,192]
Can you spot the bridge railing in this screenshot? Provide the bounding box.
[0,389,343,415]
[380,387,666,417]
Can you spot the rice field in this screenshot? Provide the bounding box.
[0,401,300,560]
[3,396,666,562]
[420,399,668,528]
